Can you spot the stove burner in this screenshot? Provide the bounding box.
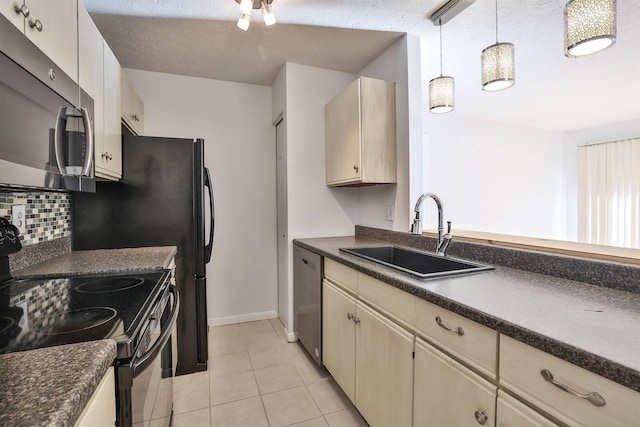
[33,307,118,335]
[0,316,16,335]
[76,277,145,294]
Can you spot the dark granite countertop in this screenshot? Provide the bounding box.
[12,246,177,279]
[0,340,117,427]
[294,235,640,393]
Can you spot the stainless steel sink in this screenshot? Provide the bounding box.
[339,246,494,279]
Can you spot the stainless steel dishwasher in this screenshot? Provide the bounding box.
[293,244,323,365]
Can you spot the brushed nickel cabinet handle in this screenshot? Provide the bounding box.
[474,410,487,425]
[540,369,606,407]
[353,316,360,324]
[28,19,43,32]
[347,313,354,320]
[435,316,464,336]
[353,165,359,173]
[14,4,29,17]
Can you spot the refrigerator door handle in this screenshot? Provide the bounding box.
[204,167,215,264]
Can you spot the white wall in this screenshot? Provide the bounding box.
[126,69,278,325]
[273,62,359,336]
[358,34,423,232]
[423,114,566,239]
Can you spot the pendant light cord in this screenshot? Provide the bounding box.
[439,18,443,76]
[495,0,499,43]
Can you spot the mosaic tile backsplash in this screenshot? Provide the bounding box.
[0,191,71,247]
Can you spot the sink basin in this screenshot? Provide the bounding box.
[339,246,494,279]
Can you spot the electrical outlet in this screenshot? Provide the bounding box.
[384,205,394,221]
[11,204,26,234]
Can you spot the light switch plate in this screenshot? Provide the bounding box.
[384,205,394,221]
[11,204,26,234]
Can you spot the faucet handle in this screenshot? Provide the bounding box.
[447,221,452,234]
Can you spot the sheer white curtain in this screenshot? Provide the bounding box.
[578,137,640,248]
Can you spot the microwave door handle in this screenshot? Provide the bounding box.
[53,106,67,175]
[132,286,180,378]
[204,167,214,264]
[80,107,93,177]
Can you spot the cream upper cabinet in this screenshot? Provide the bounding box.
[355,301,414,427]
[322,280,357,402]
[1,1,26,30]
[121,69,144,135]
[6,0,79,82]
[101,41,121,179]
[414,337,497,427]
[325,76,396,187]
[78,3,121,181]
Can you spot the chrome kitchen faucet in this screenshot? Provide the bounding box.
[410,192,452,256]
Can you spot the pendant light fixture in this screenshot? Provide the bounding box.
[481,0,514,91]
[564,0,616,58]
[429,19,455,114]
[235,0,276,31]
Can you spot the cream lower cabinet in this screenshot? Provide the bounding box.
[355,301,414,427]
[74,367,116,427]
[414,337,497,427]
[496,391,559,427]
[322,280,357,402]
[322,279,414,427]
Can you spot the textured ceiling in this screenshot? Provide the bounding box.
[83,0,640,131]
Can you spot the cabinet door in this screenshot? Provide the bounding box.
[414,337,496,427]
[78,3,104,170]
[355,302,414,427]
[102,41,122,179]
[322,280,356,402]
[74,367,116,427]
[496,391,559,427]
[25,0,78,82]
[1,1,25,31]
[325,79,361,185]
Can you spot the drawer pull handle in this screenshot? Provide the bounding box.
[435,316,464,336]
[540,369,606,407]
[474,410,488,425]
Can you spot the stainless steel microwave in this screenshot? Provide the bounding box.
[0,14,95,193]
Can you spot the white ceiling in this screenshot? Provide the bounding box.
[83,0,640,131]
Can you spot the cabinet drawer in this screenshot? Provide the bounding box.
[357,273,416,330]
[497,391,559,427]
[500,335,640,427]
[416,298,497,378]
[324,258,357,294]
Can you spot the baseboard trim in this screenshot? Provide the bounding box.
[209,310,278,326]
[284,327,297,343]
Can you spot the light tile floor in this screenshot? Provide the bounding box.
[171,318,369,427]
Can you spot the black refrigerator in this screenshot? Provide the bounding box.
[72,134,214,375]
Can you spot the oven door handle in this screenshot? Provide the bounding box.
[132,285,180,378]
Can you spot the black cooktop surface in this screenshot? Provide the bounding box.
[0,271,168,357]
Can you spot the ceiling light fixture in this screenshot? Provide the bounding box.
[235,0,276,31]
[261,0,276,26]
[481,0,515,92]
[564,0,616,58]
[237,12,251,31]
[429,19,455,114]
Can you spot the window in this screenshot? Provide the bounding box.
[578,137,640,248]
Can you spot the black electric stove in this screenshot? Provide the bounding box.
[0,270,170,359]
